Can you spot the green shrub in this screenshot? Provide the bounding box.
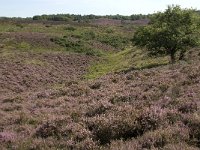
[81,30,96,40]
[51,36,104,56]
[98,34,129,49]
[65,26,76,31]
[15,23,24,28]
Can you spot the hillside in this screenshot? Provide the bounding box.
[0,19,200,150]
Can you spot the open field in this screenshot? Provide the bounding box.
[0,18,200,149]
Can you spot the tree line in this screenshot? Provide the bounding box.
[32,14,149,22]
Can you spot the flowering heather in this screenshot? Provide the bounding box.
[0,31,200,149]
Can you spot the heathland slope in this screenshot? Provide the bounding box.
[0,19,200,149]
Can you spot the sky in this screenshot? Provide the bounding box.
[1,0,200,17]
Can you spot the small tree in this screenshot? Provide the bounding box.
[132,5,199,63]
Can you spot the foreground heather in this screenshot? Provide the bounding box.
[0,59,200,149]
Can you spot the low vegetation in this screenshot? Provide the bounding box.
[0,6,200,150]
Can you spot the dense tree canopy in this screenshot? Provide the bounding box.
[132,5,200,63]
[32,14,148,22]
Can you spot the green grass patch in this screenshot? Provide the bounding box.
[130,47,169,69]
[16,42,31,50]
[0,49,15,58]
[85,48,133,79]
[85,47,169,79]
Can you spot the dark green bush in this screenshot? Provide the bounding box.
[65,26,76,31]
[81,30,96,40]
[89,82,101,90]
[51,36,103,56]
[98,34,129,49]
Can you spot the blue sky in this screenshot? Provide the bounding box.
[1,0,200,17]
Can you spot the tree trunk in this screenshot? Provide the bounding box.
[170,49,176,64]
